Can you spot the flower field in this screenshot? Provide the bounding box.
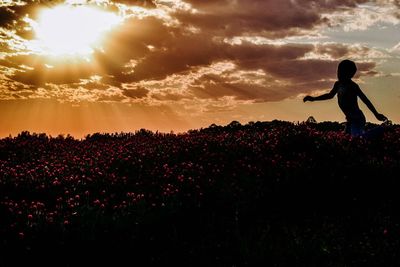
[1,121,400,266]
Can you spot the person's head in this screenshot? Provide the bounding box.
[337,59,357,81]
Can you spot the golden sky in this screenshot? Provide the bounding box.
[0,0,399,137]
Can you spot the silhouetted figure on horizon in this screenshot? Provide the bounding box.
[303,59,387,137]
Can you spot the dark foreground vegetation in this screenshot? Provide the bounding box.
[1,121,400,266]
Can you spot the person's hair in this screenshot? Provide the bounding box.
[338,59,357,80]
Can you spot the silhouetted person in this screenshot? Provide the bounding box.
[303,59,387,136]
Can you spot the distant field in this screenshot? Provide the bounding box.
[1,121,400,266]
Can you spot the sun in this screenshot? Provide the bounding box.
[29,5,121,57]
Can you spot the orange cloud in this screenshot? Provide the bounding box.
[0,0,389,106]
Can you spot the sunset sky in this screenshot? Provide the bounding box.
[0,0,399,137]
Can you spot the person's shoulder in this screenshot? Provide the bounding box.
[333,80,340,87]
[348,79,361,90]
[349,79,359,87]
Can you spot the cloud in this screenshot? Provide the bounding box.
[122,86,149,98]
[325,3,400,32]
[0,0,390,106]
[5,55,97,86]
[391,42,400,53]
[113,0,156,7]
[175,0,374,38]
[184,59,376,103]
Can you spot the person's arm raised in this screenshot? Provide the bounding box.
[303,83,338,102]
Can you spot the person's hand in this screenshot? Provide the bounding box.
[303,96,314,102]
[375,113,387,122]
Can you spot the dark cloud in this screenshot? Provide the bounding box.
[91,16,177,84]
[4,55,96,86]
[324,44,350,57]
[152,92,188,101]
[79,81,110,91]
[257,59,337,82]
[112,0,156,7]
[0,7,16,27]
[125,34,223,82]
[98,18,315,84]
[226,42,313,65]
[0,0,382,103]
[176,0,369,38]
[122,86,149,98]
[189,80,282,102]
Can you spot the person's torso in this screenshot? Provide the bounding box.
[336,80,364,121]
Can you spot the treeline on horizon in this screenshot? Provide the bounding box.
[2,119,397,140]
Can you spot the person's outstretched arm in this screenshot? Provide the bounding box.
[356,86,387,121]
[303,83,338,102]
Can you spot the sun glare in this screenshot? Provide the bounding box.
[30,5,121,57]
